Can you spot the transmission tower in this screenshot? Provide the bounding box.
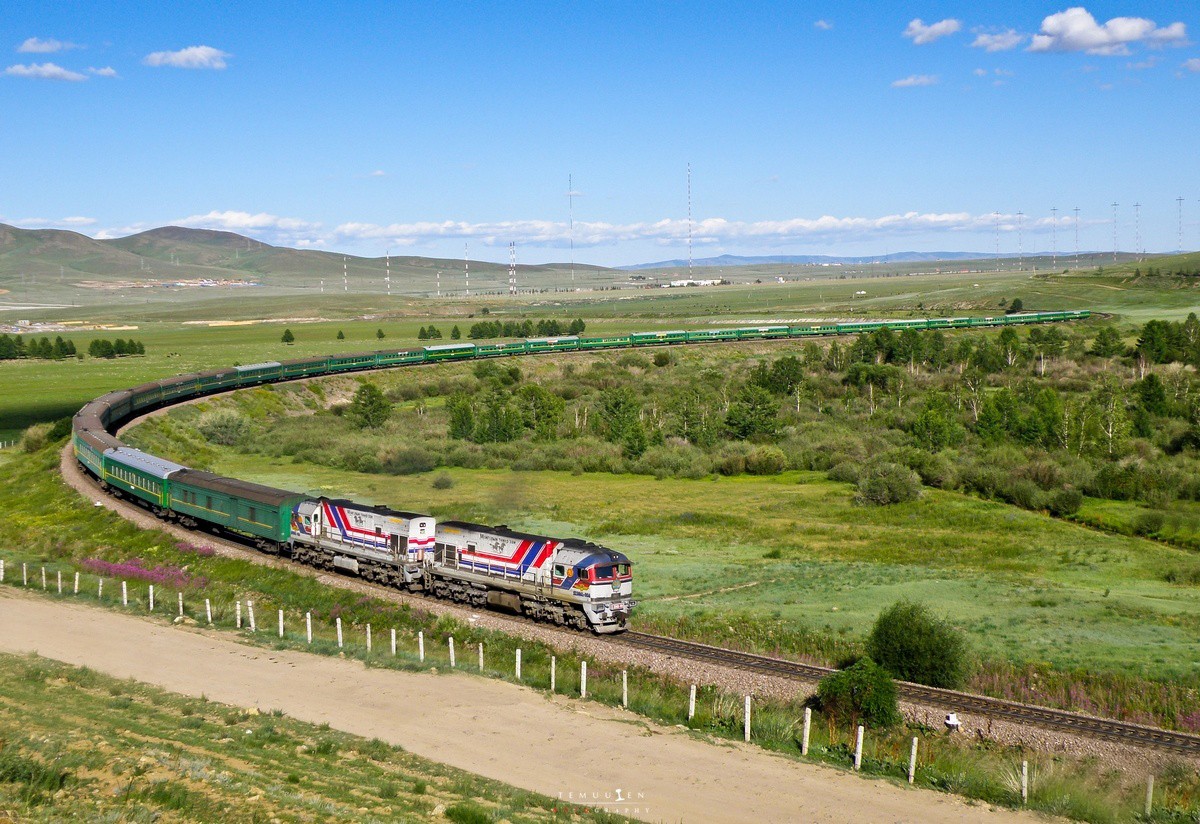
[1051,207,1058,270]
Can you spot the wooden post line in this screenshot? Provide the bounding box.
[73,571,79,594]
[336,616,343,648]
[22,563,27,586]
[908,738,918,784]
[744,696,752,743]
[622,670,628,709]
[56,570,62,594]
[802,708,812,756]
[247,600,255,632]
[1020,760,1028,803]
[477,642,483,672]
[688,684,697,722]
[41,566,46,590]
[853,725,864,770]
[449,636,456,668]
[0,559,5,582]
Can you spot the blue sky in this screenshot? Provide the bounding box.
[2,2,1199,266]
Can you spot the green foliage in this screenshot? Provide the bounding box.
[197,410,251,446]
[336,329,345,340]
[910,394,964,451]
[376,328,385,340]
[1088,326,1123,358]
[450,325,461,340]
[1006,297,1023,314]
[596,385,646,457]
[472,390,523,443]
[724,384,778,439]
[446,392,475,440]
[444,802,491,824]
[854,463,921,506]
[347,383,391,430]
[281,328,295,344]
[514,383,564,441]
[866,600,970,689]
[815,658,900,728]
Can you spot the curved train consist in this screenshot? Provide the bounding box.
[71,310,1088,633]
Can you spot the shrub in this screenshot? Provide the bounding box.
[432,473,454,489]
[827,461,861,484]
[1046,487,1083,517]
[197,410,251,446]
[745,445,787,475]
[653,350,672,367]
[815,657,901,728]
[382,447,437,475]
[444,803,491,824]
[866,600,970,689]
[854,463,921,506]
[20,423,52,453]
[1134,510,1166,536]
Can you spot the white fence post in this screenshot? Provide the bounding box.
[336,616,343,648]
[744,696,753,743]
[688,684,696,722]
[236,600,242,628]
[802,707,812,755]
[449,637,456,668]
[622,670,628,709]
[148,584,154,612]
[550,656,556,692]
[178,592,184,617]
[580,661,587,698]
[418,631,425,662]
[853,725,864,770]
[366,624,372,652]
[0,559,5,582]
[22,563,28,586]
[1021,760,1028,803]
[516,648,522,681]
[247,600,255,632]
[41,567,46,589]
[1145,775,1154,816]
[98,578,103,599]
[56,570,62,594]
[477,642,483,672]
[205,598,212,624]
[391,628,396,656]
[908,738,918,784]
[306,612,312,643]
[122,581,128,606]
[279,609,285,639]
[73,571,79,594]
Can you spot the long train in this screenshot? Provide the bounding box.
[71,310,1088,633]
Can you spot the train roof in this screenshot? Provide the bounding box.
[320,498,432,522]
[77,428,120,453]
[438,520,627,558]
[171,468,304,507]
[423,343,476,352]
[105,447,186,479]
[235,361,282,372]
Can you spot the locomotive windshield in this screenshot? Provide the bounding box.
[591,563,631,581]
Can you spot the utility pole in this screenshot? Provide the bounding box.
[1074,206,1080,268]
[1111,202,1119,264]
[1051,207,1058,270]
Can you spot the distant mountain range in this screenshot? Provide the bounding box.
[618,252,1035,270]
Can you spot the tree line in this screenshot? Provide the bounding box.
[467,318,585,340]
[0,334,145,360]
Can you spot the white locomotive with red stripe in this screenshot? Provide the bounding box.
[287,499,633,633]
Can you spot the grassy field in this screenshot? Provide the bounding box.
[0,651,624,823]
[201,454,1200,684]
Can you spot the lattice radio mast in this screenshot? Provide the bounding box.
[1073,206,1080,268]
[1179,196,1186,254]
[1133,203,1142,262]
[1017,211,1024,271]
[385,251,391,297]
[1111,202,1119,263]
[568,174,575,285]
[1051,207,1058,270]
[508,242,517,295]
[343,257,348,292]
[687,163,694,279]
[993,211,1001,271]
[464,243,469,297]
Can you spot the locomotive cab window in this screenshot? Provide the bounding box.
[553,564,566,578]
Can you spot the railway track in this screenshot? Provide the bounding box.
[616,631,1200,756]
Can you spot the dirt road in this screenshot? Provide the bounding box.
[0,589,1046,823]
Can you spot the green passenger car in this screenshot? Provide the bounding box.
[103,447,185,510]
[169,469,305,544]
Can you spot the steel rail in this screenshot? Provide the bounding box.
[616,631,1200,756]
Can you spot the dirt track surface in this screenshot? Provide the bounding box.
[0,590,1047,824]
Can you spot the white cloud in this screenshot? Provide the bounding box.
[1029,7,1187,56]
[12,216,97,229]
[17,37,79,54]
[1127,56,1159,70]
[891,74,938,88]
[972,29,1023,52]
[973,68,988,77]
[178,210,319,233]
[1184,58,1200,72]
[143,45,230,69]
[332,211,1028,249]
[903,18,961,45]
[814,20,833,31]
[368,170,387,177]
[89,66,118,78]
[4,62,86,81]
